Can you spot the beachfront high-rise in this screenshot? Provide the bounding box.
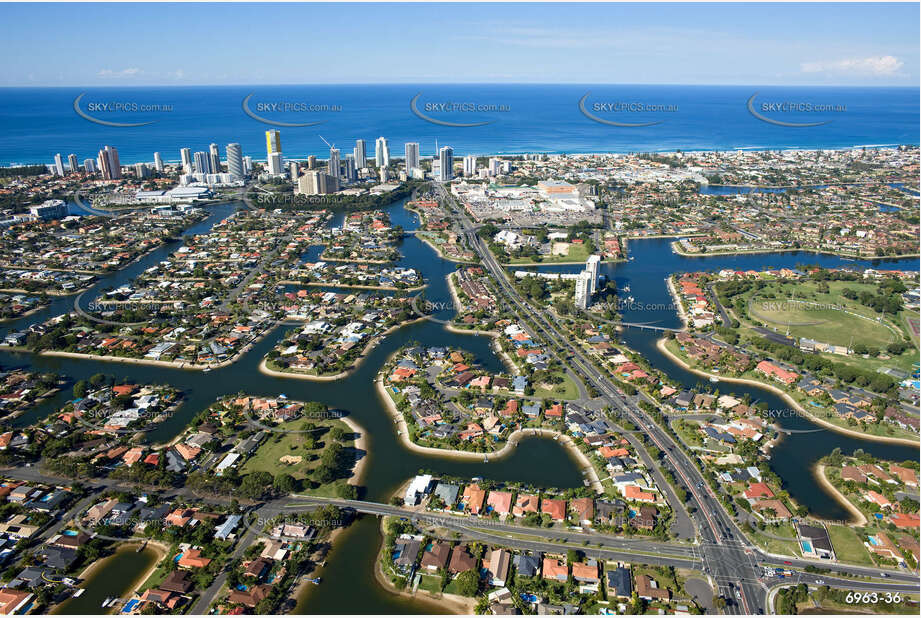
[83,158,96,174]
[153,152,164,172]
[209,143,222,174]
[52,153,64,176]
[193,151,210,175]
[404,142,420,172]
[375,136,390,167]
[328,147,340,180]
[266,130,283,174]
[180,147,193,173]
[438,146,454,182]
[226,143,244,180]
[67,153,79,174]
[97,145,121,180]
[463,154,476,176]
[354,139,367,168]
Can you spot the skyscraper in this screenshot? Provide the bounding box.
[307,155,316,170]
[328,147,340,180]
[289,161,299,180]
[226,143,244,180]
[375,136,390,167]
[153,152,164,172]
[53,153,64,176]
[193,151,211,175]
[574,271,593,310]
[83,158,97,174]
[97,145,121,180]
[404,142,420,172]
[354,139,367,168]
[463,154,476,176]
[209,143,221,174]
[67,154,79,174]
[438,146,454,182]
[266,130,282,155]
[180,148,193,173]
[343,155,357,182]
[585,254,601,296]
[267,152,284,175]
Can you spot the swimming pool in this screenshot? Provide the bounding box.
[800,540,813,553]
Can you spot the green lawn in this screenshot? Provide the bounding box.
[747,523,801,557]
[506,242,593,265]
[826,524,874,566]
[241,417,354,481]
[532,373,580,400]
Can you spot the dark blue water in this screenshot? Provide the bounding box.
[0,85,917,165]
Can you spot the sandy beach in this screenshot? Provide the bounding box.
[339,414,369,486]
[373,519,477,614]
[656,337,919,446]
[814,464,868,526]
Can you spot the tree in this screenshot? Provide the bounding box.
[455,569,480,596]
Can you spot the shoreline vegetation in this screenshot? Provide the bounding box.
[373,518,476,615]
[258,316,429,382]
[814,464,868,526]
[655,337,919,447]
[374,372,603,491]
[668,240,920,261]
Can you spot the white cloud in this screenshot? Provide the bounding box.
[97,67,142,79]
[800,55,903,76]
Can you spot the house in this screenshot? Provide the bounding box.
[394,538,421,570]
[0,590,34,615]
[796,523,835,560]
[486,549,511,586]
[404,474,434,506]
[540,498,566,521]
[486,491,514,517]
[636,574,670,601]
[432,482,460,509]
[606,567,632,598]
[421,541,451,571]
[570,498,594,526]
[514,553,542,578]
[227,584,272,608]
[160,570,194,594]
[462,484,486,515]
[743,482,775,500]
[542,557,568,582]
[866,532,901,561]
[571,560,599,583]
[864,490,893,510]
[178,548,212,569]
[448,545,477,575]
[890,513,920,529]
[513,494,539,517]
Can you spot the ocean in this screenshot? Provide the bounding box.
[0,84,917,166]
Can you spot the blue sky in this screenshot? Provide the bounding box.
[1,2,917,86]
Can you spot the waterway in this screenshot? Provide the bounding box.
[2,199,919,612]
[51,545,159,615]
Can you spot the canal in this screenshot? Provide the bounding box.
[2,198,918,612]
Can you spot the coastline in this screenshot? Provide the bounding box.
[374,372,603,492]
[813,464,868,526]
[655,337,919,447]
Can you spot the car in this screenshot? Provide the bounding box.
[816,580,825,585]
[880,572,888,577]
[783,561,792,565]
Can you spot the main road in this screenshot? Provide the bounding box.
[428,182,919,614]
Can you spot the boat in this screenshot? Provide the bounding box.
[203,367,212,373]
[72,589,85,598]
[306,577,322,585]
[709,376,720,383]
[623,284,631,292]
[483,456,489,463]
[102,597,114,608]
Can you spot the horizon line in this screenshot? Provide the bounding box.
[0,82,918,89]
